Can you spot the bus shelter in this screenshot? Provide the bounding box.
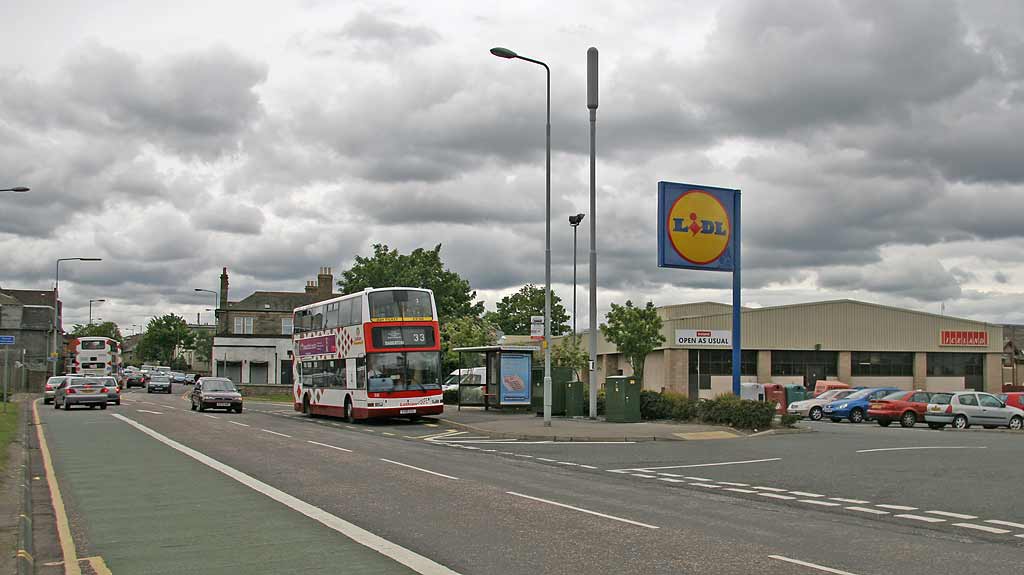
[452,346,535,410]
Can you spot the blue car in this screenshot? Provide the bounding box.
[822,387,902,423]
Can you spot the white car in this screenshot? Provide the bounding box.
[787,388,857,421]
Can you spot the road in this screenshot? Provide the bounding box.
[35,384,1024,574]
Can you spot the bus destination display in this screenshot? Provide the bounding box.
[372,326,435,348]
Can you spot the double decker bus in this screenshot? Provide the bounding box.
[72,336,123,377]
[292,287,444,421]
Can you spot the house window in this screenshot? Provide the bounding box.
[281,317,293,335]
[233,316,254,334]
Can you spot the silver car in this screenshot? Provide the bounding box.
[787,388,857,421]
[924,391,1024,430]
[44,375,69,404]
[147,375,173,394]
[96,376,121,405]
[54,377,110,410]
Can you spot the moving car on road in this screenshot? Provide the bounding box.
[170,372,187,383]
[44,375,77,404]
[125,372,146,388]
[787,388,858,421]
[147,375,173,394]
[924,391,1024,430]
[97,376,121,405]
[184,374,196,384]
[54,377,110,410]
[868,390,934,428]
[823,387,901,423]
[191,377,243,413]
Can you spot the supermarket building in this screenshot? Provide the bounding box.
[580,299,1004,397]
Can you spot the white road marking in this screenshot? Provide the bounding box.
[985,519,1024,529]
[579,465,598,470]
[683,476,713,482]
[507,492,658,530]
[724,487,758,494]
[895,514,946,523]
[514,454,532,458]
[689,483,720,489]
[556,461,578,466]
[308,440,353,453]
[846,507,889,515]
[752,486,788,492]
[380,459,459,480]
[203,414,219,419]
[856,446,987,453]
[658,477,686,483]
[536,458,556,462]
[759,493,795,500]
[829,498,869,504]
[480,449,497,453]
[953,523,1010,534]
[924,510,977,520]
[658,472,682,477]
[717,481,750,487]
[789,491,824,498]
[768,555,862,575]
[229,421,250,427]
[876,504,917,511]
[632,474,657,479]
[262,429,291,438]
[612,457,781,472]
[136,410,162,415]
[799,499,841,507]
[110,414,461,575]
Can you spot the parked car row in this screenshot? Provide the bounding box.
[788,386,1024,430]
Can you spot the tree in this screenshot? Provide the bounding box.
[135,314,195,366]
[552,336,589,383]
[599,300,664,385]
[440,316,499,374]
[193,330,214,363]
[69,322,123,342]
[338,244,484,323]
[484,284,570,337]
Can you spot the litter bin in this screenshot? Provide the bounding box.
[604,375,640,423]
[763,383,786,415]
[564,380,586,417]
[531,367,571,415]
[784,384,808,410]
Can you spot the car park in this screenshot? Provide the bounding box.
[787,388,859,421]
[868,390,934,428]
[823,387,901,423]
[924,391,1024,430]
[147,375,173,394]
[190,377,243,413]
[54,377,110,410]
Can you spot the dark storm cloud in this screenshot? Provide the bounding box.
[336,11,441,53]
[817,257,962,302]
[190,199,266,235]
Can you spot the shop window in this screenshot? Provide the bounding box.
[851,352,914,377]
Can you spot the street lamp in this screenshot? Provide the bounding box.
[53,257,102,376]
[0,187,29,193]
[88,299,106,324]
[491,45,554,427]
[195,288,218,325]
[568,214,585,338]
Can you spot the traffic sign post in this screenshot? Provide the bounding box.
[658,181,742,396]
[0,335,14,345]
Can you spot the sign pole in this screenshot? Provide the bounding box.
[731,191,742,396]
[3,347,8,413]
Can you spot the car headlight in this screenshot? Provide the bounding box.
[839,403,848,409]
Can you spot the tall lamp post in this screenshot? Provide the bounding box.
[490,46,554,427]
[568,213,585,337]
[88,299,106,324]
[53,257,102,376]
[0,187,29,193]
[587,47,600,420]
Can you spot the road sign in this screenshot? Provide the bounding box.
[530,316,544,340]
[0,335,14,345]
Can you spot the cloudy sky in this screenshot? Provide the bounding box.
[2,0,1024,331]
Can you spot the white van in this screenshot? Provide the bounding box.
[443,367,486,392]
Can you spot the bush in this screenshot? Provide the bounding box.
[780,414,801,428]
[641,390,698,422]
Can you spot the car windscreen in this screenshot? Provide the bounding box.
[202,381,237,392]
[150,376,170,382]
[930,393,953,405]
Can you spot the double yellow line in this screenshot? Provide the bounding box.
[33,400,112,575]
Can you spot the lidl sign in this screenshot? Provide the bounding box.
[658,182,738,271]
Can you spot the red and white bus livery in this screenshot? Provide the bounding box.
[72,336,123,377]
[292,287,444,421]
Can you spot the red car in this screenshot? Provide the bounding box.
[868,390,934,428]
[998,392,1024,410]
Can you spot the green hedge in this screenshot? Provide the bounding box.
[639,391,777,430]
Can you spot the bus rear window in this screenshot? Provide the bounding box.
[81,340,105,350]
[368,290,433,321]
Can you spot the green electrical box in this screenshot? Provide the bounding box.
[564,380,586,417]
[605,375,640,422]
[531,367,573,416]
[784,384,808,407]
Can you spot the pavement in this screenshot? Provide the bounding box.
[439,406,780,441]
[31,384,1024,575]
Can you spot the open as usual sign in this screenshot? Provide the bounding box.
[676,330,731,347]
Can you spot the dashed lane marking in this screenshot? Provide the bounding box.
[768,555,862,575]
[137,410,163,415]
[925,511,977,520]
[689,483,720,489]
[659,477,686,483]
[789,491,824,498]
[829,498,869,504]
[507,492,659,530]
[759,493,796,500]
[799,499,841,507]
[380,459,458,480]
[632,474,657,479]
[579,465,598,469]
[609,457,781,473]
[308,440,353,453]
[229,421,250,427]
[876,504,917,511]
[262,429,292,438]
[724,487,758,494]
[717,481,750,487]
[985,519,1024,529]
[856,446,987,453]
[846,507,889,515]
[752,486,788,492]
[536,458,556,462]
[203,414,219,419]
[683,477,712,482]
[953,523,1011,534]
[895,514,946,523]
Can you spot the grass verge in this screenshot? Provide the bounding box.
[243,393,294,403]
[0,406,19,473]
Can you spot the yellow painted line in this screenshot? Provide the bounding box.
[83,556,112,575]
[16,549,33,562]
[33,400,82,575]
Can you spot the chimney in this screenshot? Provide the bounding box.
[317,266,333,299]
[219,267,229,309]
[218,267,229,334]
[305,280,317,295]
